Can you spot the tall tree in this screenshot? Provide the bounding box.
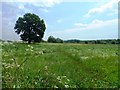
[14,13,46,44]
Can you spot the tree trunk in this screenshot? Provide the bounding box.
[28,28,31,44]
[28,38,31,44]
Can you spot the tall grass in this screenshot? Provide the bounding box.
[2,42,118,88]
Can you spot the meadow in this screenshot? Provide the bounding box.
[1,41,119,88]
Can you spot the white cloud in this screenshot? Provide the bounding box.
[2,0,62,7]
[107,9,118,16]
[1,0,40,2]
[40,8,49,13]
[18,4,25,9]
[46,19,118,40]
[1,0,117,3]
[85,0,118,17]
[57,19,63,23]
[77,19,116,31]
[74,19,104,30]
[32,0,61,7]
[92,19,104,24]
[2,0,62,17]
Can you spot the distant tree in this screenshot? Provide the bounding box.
[96,40,101,44]
[56,38,63,43]
[47,36,56,43]
[47,36,63,43]
[94,41,97,44]
[111,41,116,44]
[85,41,88,44]
[118,39,120,44]
[14,13,46,44]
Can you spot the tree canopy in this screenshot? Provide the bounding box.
[14,13,46,44]
[47,36,63,43]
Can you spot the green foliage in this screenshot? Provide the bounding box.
[14,13,46,44]
[2,42,118,88]
[47,36,63,43]
[47,36,56,43]
[64,39,119,44]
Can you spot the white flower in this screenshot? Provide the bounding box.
[30,46,33,49]
[30,49,33,52]
[9,42,13,44]
[57,76,61,80]
[25,49,29,51]
[35,82,37,85]
[81,56,89,60]
[4,41,9,44]
[59,81,62,83]
[12,44,16,47]
[2,63,6,65]
[65,85,69,88]
[54,85,58,88]
[39,51,43,55]
[67,79,70,82]
[17,65,20,67]
[62,76,66,78]
[27,45,31,47]
[10,58,14,61]
[13,85,15,88]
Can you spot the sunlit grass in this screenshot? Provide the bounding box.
[2,42,118,88]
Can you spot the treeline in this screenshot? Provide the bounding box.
[46,36,120,44]
[64,39,120,44]
[1,38,120,44]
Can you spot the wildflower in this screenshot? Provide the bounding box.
[0,43,3,46]
[45,66,48,71]
[27,45,31,47]
[81,56,89,60]
[30,46,33,49]
[65,85,69,88]
[25,49,29,51]
[4,41,9,45]
[62,76,66,78]
[44,66,48,75]
[5,65,11,68]
[2,63,6,65]
[9,42,13,45]
[39,51,43,55]
[13,85,15,88]
[17,65,20,67]
[67,79,70,82]
[12,44,16,47]
[30,49,33,52]
[57,76,61,80]
[35,82,37,85]
[10,58,14,61]
[54,85,58,88]
[59,80,62,83]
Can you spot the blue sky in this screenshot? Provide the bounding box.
[0,0,118,41]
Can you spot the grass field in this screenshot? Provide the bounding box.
[1,42,119,88]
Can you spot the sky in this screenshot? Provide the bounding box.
[0,0,118,41]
